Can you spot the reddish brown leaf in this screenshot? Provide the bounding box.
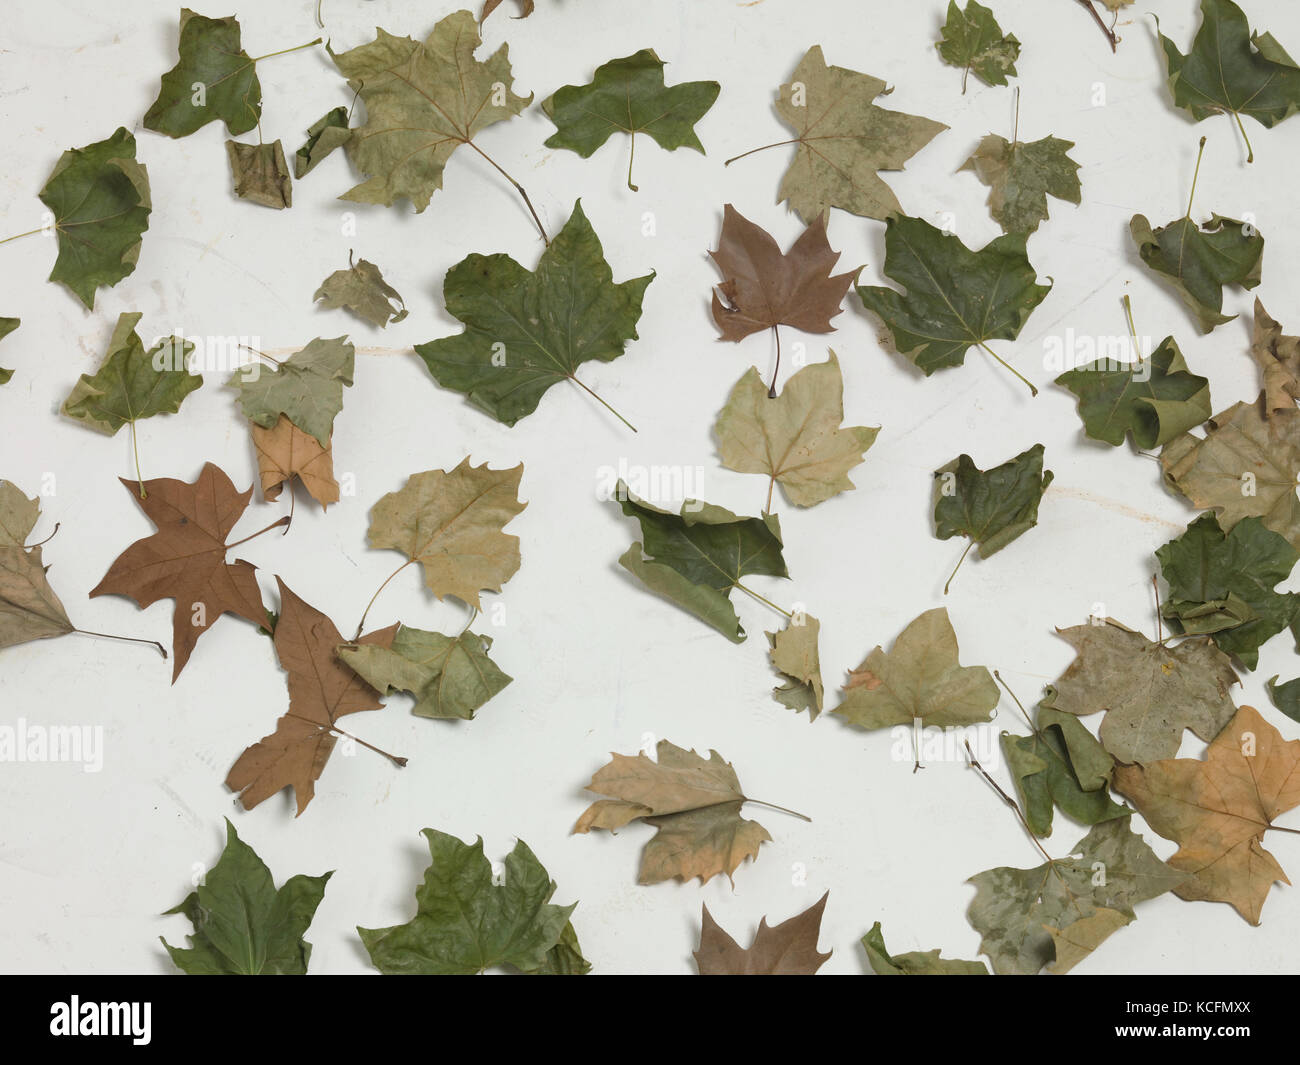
[694,892,831,974]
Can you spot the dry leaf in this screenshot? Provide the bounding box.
[694,893,831,974]
[252,415,339,508]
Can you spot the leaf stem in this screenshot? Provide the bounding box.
[627,129,638,192]
[464,141,550,245]
[355,559,413,641]
[72,627,167,658]
[0,226,47,246]
[965,739,1054,855]
[1121,293,1142,363]
[1231,111,1254,164]
[1152,574,1164,644]
[944,540,974,595]
[733,581,793,619]
[460,604,479,637]
[332,727,407,767]
[128,420,146,499]
[723,139,802,167]
[743,796,812,822]
[994,669,1036,733]
[962,64,970,95]
[1186,136,1207,218]
[1074,0,1118,51]
[26,522,60,548]
[768,324,782,398]
[766,476,776,514]
[1012,86,1020,144]
[226,515,292,549]
[913,715,926,773]
[252,38,323,63]
[568,374,637,432]
[976,340,1037,396]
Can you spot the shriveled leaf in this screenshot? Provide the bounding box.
[695,893,831,975]
[1114,705,1300,924]
[767,614,824,719]
[89,463,267,682]
[251,415,338,508]
[861,922,987,975]
[229,336,354,448]
[226,578,397,815]
[859,214,1051,380]
[415,201,653,426]
[294,107,350,178]
[936,1,1020,93]
[1056,335,1211,448]
[1041,619,1238,765]
[367,459,525,609]
[715,353,878,507]
[832,607,998,730]
[144,9,261,137]
[769,45,947,222]
[1249,299,1300,413]
[574,739,775,886]
[314,258,407,328]
[358,829,579,975]
[38,127,151,309]
[61,312,201,436]
[328,11,531,211]
[161,819,331,975]
[542,49,719,190]
[959,134,1080,234]
[226,140,292,209]
[967,818,1183,974]
[338,624,512,720]
[613,481,787,644]
[1130,212,1262,334]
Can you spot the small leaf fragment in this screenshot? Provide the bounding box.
[767,613,824,718]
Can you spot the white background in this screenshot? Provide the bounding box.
[2,0,1299,975]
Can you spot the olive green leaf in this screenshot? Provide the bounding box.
[714,353,878,510]
[1002,704,1128,837]
[1130,212,1263,334]
[338,624,512,720]
[415,201,653,428]
[767,613,824,719]
[741,45,946,223]
[933,443,1053,591]
[1266,675,1300,723]
[482,0,535,20]
[1041,619,1238,765]
[294,107,350,178]
[358,829,581,975]
[936,1,1020,94]
[529,921,592,976]
[228,336,355,448]
[161,819,332,975]
[1250,299,1300,413]
[144,9,262,138]
[1157,0,1300,162]
[1156,513,1300,670]
[0,482,74,650]
[613,481,787,644]
[1161,395,1300,549]
[37,127,151,310]
[959,133,1081,234]
[967,818,1183,974]
[226,140,292,209]
[314,257,407,328]
[832,606,998,731]
[861,922,987,975]
[1056,335,1211,448]
[858,215,1051,394]
[541,49,720,191]
[0,318,18,384]
[328,10,532,211]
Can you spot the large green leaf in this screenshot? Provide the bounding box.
[37,127,151,309]
[161,819,331,975]
[613,482,787,643]
[858,214,1050,383]
[935,0,1020,93]
[144,9,262,138]
[1055,335,1211,448]
[228,336,354,448]
[62,312,201,435]
[358,829,582,975]
[542,49,719,190]
[415,201,653,427]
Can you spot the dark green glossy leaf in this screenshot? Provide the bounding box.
[144,9,261,138]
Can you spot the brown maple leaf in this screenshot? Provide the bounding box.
[252,415,339,507]
[694,892,832,974]
[90,462,281,682]
[226,578,399,816]
[709,203,859,394]
[1113,705,1300,925]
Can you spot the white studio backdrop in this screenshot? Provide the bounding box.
[1,0,1299,974]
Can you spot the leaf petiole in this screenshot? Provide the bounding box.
[976,340,1037,397]
[733,580,793,619]
[72,627,167,658]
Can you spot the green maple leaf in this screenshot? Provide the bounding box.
[1001,704,1129,838]
[613,481,787,644]
[858,215,1050,394]
[314,256,407,328]
[358,829,584,975]
[861,922,987,975]
[338,625,512,720]
[967,818,1183,974]
[144,9,262,138]
[328,10,532,212]
[935,1,1020,94]
[226,140,292,209]
[161,819,332,975]
[1056,335,1211,448]
[294,107,350,178]
[228,336,355,448]
[37,127,151,310]
[414,201,653,428]
[542,48,720,191]
[0,318,17,384]
[959,133,1081,234]
[1156,512,1300,670]
[932,443,1053,591]
[1157,0,1300,162]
